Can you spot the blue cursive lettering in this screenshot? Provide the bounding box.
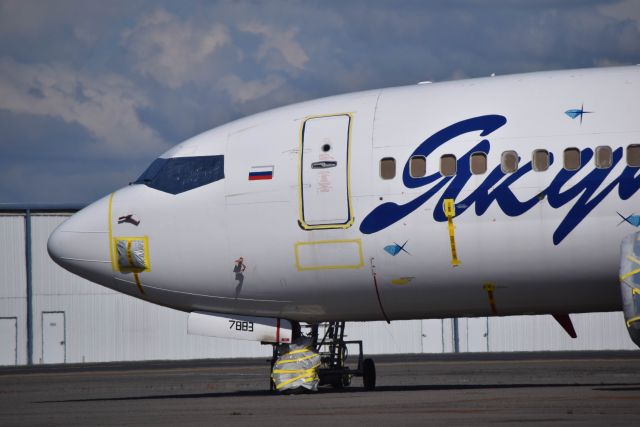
[359,115,640,245]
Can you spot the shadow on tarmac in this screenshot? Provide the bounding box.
[39,382,640,404]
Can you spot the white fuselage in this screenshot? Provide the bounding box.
[48,66,640,323]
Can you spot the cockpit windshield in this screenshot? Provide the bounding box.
[133,155,224,194]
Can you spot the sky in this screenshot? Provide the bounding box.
[1,0,639,204]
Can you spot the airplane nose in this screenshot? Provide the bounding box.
[48,195,112,283]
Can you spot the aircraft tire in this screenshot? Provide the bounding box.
[363,358,376,390]
[332,373,351,388]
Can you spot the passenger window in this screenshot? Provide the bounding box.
[627,145,640,167]
[440,154,457,177]
[563,147,580,171]
[532,149,549,172]
[410,156,426,177]
[595,146,612,169]
[380,157,396,179]
[134,155,225,195]
[470,152,487,175]
[501,151,518,173]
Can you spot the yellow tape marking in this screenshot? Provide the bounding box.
[275,354,317,365]
[272,364,320,374]
[627,255,640,265]
[133,272,145,295]
[294,239,364,271]
[273,349,315,366]
[483,283,498,315]
[126,240,134,268]
[620,267,640,281]
[282,348,311,356]
[391,277,414,285]
[273,365,320,390]
[444,199,460,266]
[626,316,640,328]
[297,112,355,230]
[633,288,640,296]
[272,347,320,390]
[108,193,116,271]
[126,241,145,295]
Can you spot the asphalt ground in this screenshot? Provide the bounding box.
[1,351,639,426]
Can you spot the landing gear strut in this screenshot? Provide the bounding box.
[267,321,376,391]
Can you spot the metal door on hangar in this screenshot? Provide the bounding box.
[42,312,66,364]
[0,317,17,365]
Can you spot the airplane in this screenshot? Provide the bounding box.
[47,65,640,391]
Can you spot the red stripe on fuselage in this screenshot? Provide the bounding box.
[248,174,272,180]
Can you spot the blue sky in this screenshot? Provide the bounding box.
[1,0,639,204]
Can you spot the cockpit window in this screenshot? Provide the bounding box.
[133,155,224,194]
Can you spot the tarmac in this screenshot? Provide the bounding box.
[1,351,639,426]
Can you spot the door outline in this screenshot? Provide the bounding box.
[0,317,18,365]
[41,311,66,363]
[297,112,354,230]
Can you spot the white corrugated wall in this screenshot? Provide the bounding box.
[0,213,636,366]
[0,216,27,365]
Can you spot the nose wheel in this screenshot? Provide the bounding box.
[314,322,377,391]
[268,321,377,392]
[362,358,376,390]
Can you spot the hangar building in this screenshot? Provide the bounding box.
[0,207,635,366]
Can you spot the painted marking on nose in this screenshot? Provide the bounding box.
[564,104,593,124]
[383,241,410,256]
[118,214,140,226]
[617,212,640,227]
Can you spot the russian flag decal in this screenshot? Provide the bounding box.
[248,166,274,181]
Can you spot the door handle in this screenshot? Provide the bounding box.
[311,161,337,169]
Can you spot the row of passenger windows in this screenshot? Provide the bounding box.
[380,145,640,179]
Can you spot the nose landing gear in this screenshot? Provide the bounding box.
[267,321,376,392]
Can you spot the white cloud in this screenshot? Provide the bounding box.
[239,22,309,71]
[0,57,166,157]
[598,0,640,23]
[122,9,230,89]
[218,74,286,104]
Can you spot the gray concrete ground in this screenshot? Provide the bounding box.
[1,351,639,426]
